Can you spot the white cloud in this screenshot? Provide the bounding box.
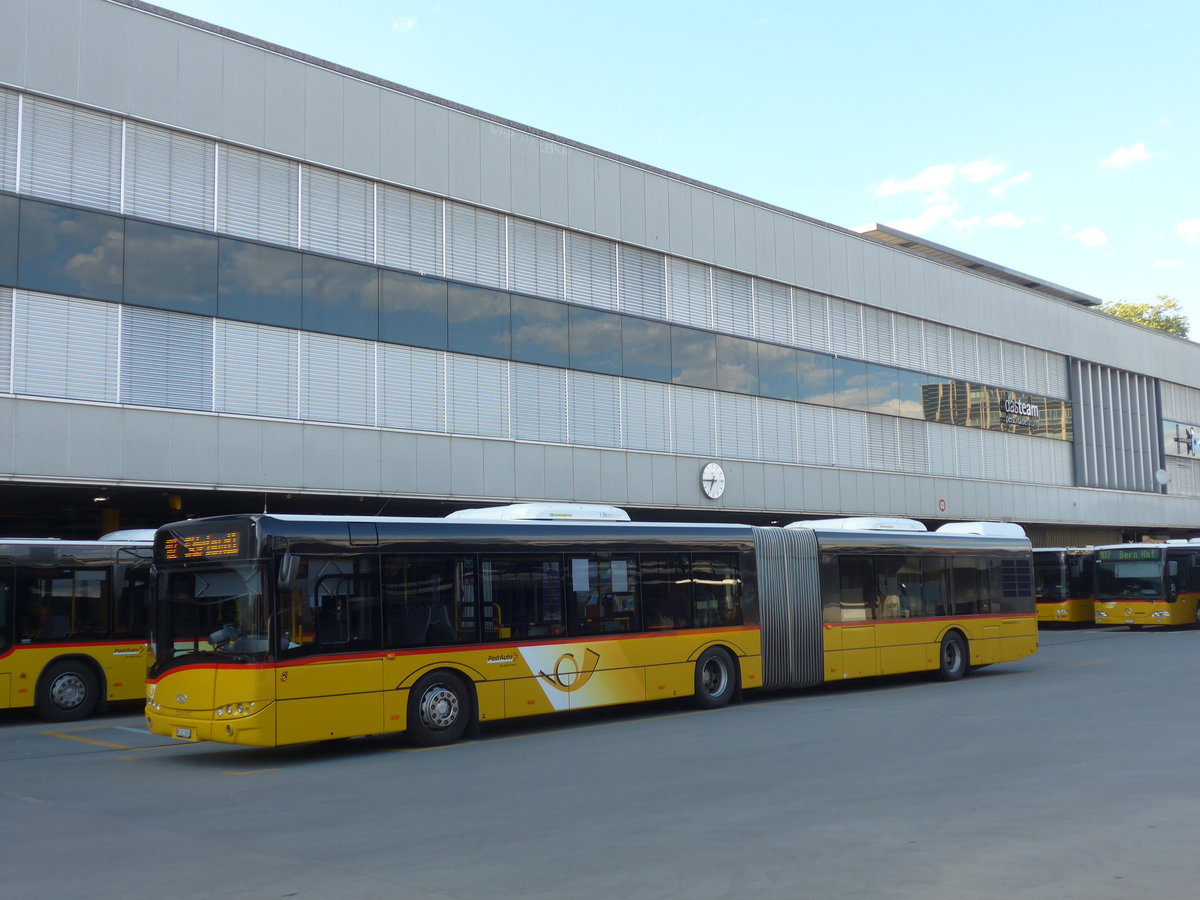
[1100,143,1149,168]
[985,212,1027,228]
[391,17,416,32]
[949,216,981,231]
[884,203,958,235]
[988,171,1030,197]
[960,158,1005,183]
[1178,219,1200,244]
[875,165,956,197]
[1069,225,1108,246]
[1155,259,1182,268]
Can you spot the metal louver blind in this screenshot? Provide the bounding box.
[617,246,666,319]
[831,408,868,470]
[301,166,374,263]
[667,258,711,329]
[0,90,17,192]
[827,297,863,358]
[759,398,798,463]
[1000,341,1027,391]
[120,307,213,411]
[951,329,979,381]
[923,323,952,380]
[447,355,509,438]
[0,288,11,392]
[20,97,121,211]
[214,320,297,419]
[671,386,715,457]
[377,344,445,433]
[299,333,374,426]
[712,270,753,337]
[377,185,442,276]
[508,219,565,301]
[567,371,621,449]
[511,363,566,443]
[896,417,928,474]
[565,232,617,310]
[955,428,985,480]
[217,145,298,247]
[754,281,791,345]
[893,313,924,371]
[12,291,119,402]
[866,416,898,471]
[446,203,505,289]
[124,122,215,230]
[792,291,829,352]
[981,429,1009,481]
[859,305,894,365]
[622,379,671,452]
[977,334,1005,386]
[714,392,757,460]
[797,405,834,466]
[1041,349,1069,399]
[927,422,959,477]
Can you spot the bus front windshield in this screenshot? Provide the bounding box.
[157,563,268,665]
[1095,558,1164,600]
[1034,561,1066,601]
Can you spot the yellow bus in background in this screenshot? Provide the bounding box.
[1033,547,1095,623]
[1093,542,1200,629]
[145,507,1037,748]
[1,531,155,720]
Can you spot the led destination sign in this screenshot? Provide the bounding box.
[1096,547,1161,562]
[163,531,243,561]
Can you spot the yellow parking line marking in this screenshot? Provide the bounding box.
[43,730,134,750]
[224,768,281,775]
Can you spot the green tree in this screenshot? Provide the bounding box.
[1099,296,1190,338]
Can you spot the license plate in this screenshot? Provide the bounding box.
[175,727,193,740]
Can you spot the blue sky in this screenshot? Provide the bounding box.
[156,0,1199,332]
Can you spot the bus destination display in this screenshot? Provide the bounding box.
[164,532,242,561]
[1096,547,1160,562]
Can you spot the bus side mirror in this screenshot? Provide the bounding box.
[277,553,298,591]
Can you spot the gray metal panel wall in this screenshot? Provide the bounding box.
[753,525,822,690]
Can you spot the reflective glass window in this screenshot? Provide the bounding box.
[671,326,717,389]
[381,554,477,647]
[218,238,302,328]
[831,356,869,410]
[691,554,743,627]
[379,269,448,350]
[823,554,876,623]
[569,306,623,376]
[448,282,511,359]
[797,349,834,404]
[896,368,929,420]
[950,556,986,615]
[864,363,901,416]
[758,343,799,401]
[0,193,17,286]
[15,566,110,641]
[124,219,217,314]
[279,555,381,656]
[17,199,123,301]
[641,553,693,630]
[568,554,639,635]
[717,335,759,395]
[511,294,568,367]
[480,556,564,641]
[302,253,379,340]
[622,317,671,382]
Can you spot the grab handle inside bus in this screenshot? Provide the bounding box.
[277,553,299,591]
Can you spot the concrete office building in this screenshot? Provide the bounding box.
[2,0,1199,542]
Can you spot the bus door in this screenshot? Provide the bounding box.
[823,555,879,679]
[274,555,383,744]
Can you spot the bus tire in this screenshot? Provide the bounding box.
[937,632,968,682]
[693,647,737,709]
[38,659,101,721]
[407,671,471,747]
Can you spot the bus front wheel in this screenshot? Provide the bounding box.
[937,632,968,682]
[693,647,737,709]
[407,671,471,747]
[38,660,100,721]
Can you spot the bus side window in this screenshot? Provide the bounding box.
[691,554,741,627]
[640,554,692,630]
[949,557,985,616]
[829,555,876,623]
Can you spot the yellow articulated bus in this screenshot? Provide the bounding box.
[145,506,1038,748]
[1033,547,1096,623]
[1093,541,1200,629]
[1,531,155,720]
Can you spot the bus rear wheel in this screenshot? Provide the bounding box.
[693,647,736,709]
[39,660,100,721]
[937,632,968,682]
[407,671,471,747]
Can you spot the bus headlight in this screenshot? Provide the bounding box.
[1152,610,1170,618]
[1096,611,1108,619]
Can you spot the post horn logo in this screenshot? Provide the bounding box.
[538,648,601,693]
